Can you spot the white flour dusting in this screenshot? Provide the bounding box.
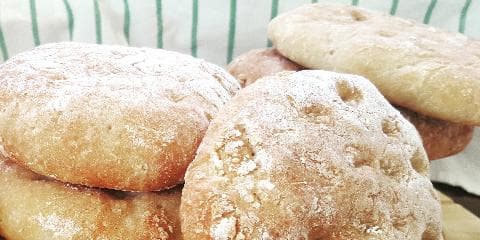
[211,217,236,240]
[34,214,80,238]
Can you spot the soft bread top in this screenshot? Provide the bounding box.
[268,3,480,125]
[181,70,442,239]
[0,42,240,191]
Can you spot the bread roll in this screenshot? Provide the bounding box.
[227,48,303,87]
[181,70,442,239]
[268,3,480,125]
[0,42,240,191]
[0,159,182,240]
[228,47,474,160]
[398,107,474,160]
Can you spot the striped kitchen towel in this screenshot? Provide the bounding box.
[0,0,478,66]
[0,0,479,196]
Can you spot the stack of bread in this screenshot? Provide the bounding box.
[0,42,240,239]
[4,3,479,239]
[229,3,479,161]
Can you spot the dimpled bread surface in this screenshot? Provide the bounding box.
[0,42,240,191]
[227,47,474,160]
[0,159,183,240]
[180,70,443,239]
[268,3,480,125]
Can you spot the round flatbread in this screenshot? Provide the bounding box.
[0,42,240,191]
[268,3,480,125]
[0,159,182,240]
[228,47,474,160]
[181,70,442,239]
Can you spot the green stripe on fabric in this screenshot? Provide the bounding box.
[156,0,163,48]
[93,0,102,44]
[390,0,399,15]
[29,0,40,46]
[459,0,471,33]
[123,0,130,44]
[267,0,279,47]
[227,0,237,63]
[311,0,318,3]
[63,0,74,40]
[351,0,359,6]
[0,25,9,61]
[423,0,437,24]
[191,0,199,57]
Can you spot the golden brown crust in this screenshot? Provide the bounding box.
[227,48,303,87]
[268,3,480,125]
[181,70,443,239]
[0,42,240,191]
[0,159,182,240]
[397,107,474,160]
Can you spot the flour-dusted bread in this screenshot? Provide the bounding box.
[181,70,442,239]
[0,159,182,240]
[0,42,240,191]
[398,107,474,160]
[227,48,303,87]
[229,48,474,160]
[268,3,480,125]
